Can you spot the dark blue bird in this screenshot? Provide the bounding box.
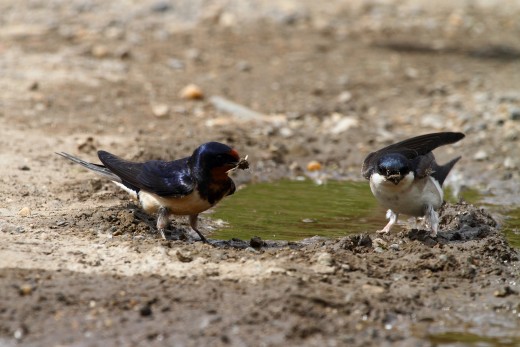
[57,142,248,242]
[362,132,465,237]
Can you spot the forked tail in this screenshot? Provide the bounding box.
[56,152,121,183]
[432,156,461,186]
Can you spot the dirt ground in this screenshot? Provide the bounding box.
[1,0,520,346]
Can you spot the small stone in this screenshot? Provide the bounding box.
[139,305,153,316]
[494,286,518,298]
[510,108,520,121]
[250,236,264,248]
[306,161,322,172]
[420,114,445,130]
[19,283,33,296]
[504,157,518,169]
[18,207,31,217]
[389,243,400,251]
[151,1,171,12]
[374,246,384,253]
[167,58,184,70]
[179,84,204,100]
[236,61,251,72]
[361,284,385,295]
[337,91,352,103]
[28,81,39,91]
[405,67,419,79]
[91,45,109,58]
[176,250,193,263]
[473,150,488,161]
[18,165,30,171]
[151,103,169,117]
[316,252,333,266]
[372,238,387,248]
[330,115,359,134]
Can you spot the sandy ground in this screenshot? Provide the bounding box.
[1,0,520,346]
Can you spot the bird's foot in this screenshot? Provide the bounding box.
[425,205,439,238]
[156,207,171,240]
[377,209,398,234]
[189,214,209,243]
[158,228,168,240]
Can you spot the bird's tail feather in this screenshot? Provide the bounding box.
[433,156,461,186]
[56,152,122,183]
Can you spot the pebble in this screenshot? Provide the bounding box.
[420,114,445,130]
[510,108,520,121]
[389,243,400,251]
[473,150,488,161]
[176,250,193,263]
[306,161,322,172]
[28,81,39,91]
[374,246,384,253]
[316,252,333,267]
[236,61,251,72]
[329,115,359,134]
[18,207,31,217]
[91,45,109,58]
[151,103,169,117]
[167,58,184,70]
[361,284,385,295]
[19,283,33,296]
[372,238,387,248]
[179,84,204,100]
[151,1,171,12]
[504,157,518,169]
[337,91,352,103]
[494,286,518,298]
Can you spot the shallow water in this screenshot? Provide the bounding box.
[211,180,386,241]
[211,179,498,242]
[428,331,520,347]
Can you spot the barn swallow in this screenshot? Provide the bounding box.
[362,132,465,237]
[57,142,249,242]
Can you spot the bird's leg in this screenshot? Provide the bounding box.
[156,206,171,239]
[377,209,398,234]
[189,214,208,243]
[425,205,439,237]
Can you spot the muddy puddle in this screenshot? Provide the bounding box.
[211,179,519,246]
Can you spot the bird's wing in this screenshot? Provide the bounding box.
[362,132,465,179]
[375,132,465,157]
[361,152,377,180]
[98,151,195,197]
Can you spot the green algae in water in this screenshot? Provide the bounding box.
[428,331,520,347]
[211,180,386,241]
[211,179,495,242]
[502,207,520,249]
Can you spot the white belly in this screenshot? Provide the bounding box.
[113,181,214,216]
[369,172,443,216]
[138,190,213,216]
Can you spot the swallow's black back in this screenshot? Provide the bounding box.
[98,151,195,197]
[362,132,465,182]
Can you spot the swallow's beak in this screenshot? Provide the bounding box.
[226,155,249,173]
[386,174,402,185]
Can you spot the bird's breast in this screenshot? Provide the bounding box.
[138,190,213,216]
[370,173,443,216]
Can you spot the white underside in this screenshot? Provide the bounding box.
[370,172,443,216]
[113,182,212,216]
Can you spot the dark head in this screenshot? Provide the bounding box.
[189,142,240,180]
[376,153,411,185]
